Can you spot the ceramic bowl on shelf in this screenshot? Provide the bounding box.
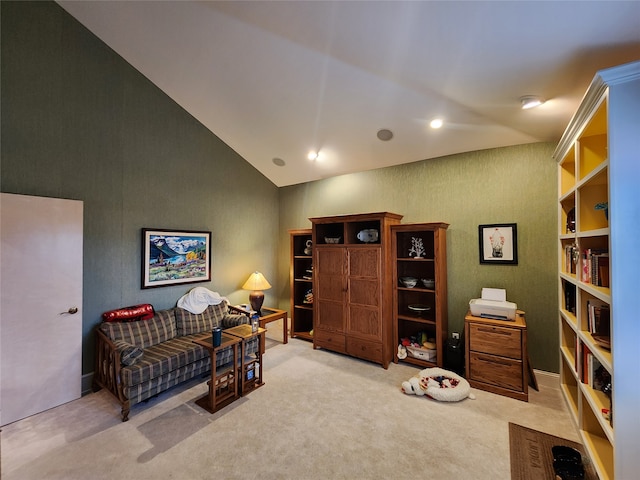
[407,304,431,316]
[408,304,431,312]
[421,278,435,289]
[399,277,418,288]
[324,237,341,244]
[357,228,379,243]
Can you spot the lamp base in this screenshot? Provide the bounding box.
[249,291,264,315]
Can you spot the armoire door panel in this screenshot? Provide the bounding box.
[348,305,380,337]
[317,301,344,331]
[317,249,345,275]
[348,278,379,306]
[348,248,380,278]
[317,274,344,302]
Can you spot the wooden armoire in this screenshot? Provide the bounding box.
[310,212,402,368]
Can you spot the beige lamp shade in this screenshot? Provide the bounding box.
[242,272,271,314]
[242,272,272,291]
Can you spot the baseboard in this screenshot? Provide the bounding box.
[532,369,559,389]
[81,372,94,396]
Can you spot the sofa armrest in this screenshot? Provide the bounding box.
[93,328,126,401]
[221,311,251,329]
[228,304,251,317]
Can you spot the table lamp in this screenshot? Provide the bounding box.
[242,271,271,315]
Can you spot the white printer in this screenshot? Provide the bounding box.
[469,288,517,321]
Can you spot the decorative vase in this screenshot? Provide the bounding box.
[594,202,608,221]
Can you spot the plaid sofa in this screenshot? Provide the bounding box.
[93,301,257,421]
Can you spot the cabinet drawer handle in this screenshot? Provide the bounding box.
[477,327,512,336]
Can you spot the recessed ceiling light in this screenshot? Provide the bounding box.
[308,151,320,161]
[272,157,285,167]
[430,118,443,129]
[377,129,394,141]
[520,95,545,109]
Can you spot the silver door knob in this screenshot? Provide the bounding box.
[59,307,78,315]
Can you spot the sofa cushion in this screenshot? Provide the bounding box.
[113,340,144,366]
[124,358,211,407]
[100,309,177,348]
[121,333,237,386]
[175,302,228,336]
[120,333,259,388]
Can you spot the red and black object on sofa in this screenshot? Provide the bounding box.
[101,304,155,323]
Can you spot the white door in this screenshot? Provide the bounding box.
[1,193,83,426]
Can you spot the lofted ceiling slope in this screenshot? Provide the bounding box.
[57,1,640,186]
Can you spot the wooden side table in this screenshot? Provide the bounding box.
[257,308,288,346]
[225,324,266,396]
[230,305,288,347]
[464,310,529,402]
[193,333,241,413]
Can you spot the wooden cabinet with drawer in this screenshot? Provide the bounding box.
[311,212,403,368]
[464,311,528,401]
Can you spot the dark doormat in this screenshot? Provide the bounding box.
[509,423,598,480]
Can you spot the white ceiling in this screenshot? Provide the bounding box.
[57,1,640,187]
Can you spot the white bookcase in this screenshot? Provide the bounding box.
[553,60,640,480]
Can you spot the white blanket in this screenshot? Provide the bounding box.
[177,287,228,314]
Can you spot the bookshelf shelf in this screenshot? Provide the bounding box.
[580,382,614,444]
[554,60,640,479]
[560,360,579,417]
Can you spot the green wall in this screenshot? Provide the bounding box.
[278,143,559,372]
[1,1,279,382]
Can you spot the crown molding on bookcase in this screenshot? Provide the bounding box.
[553,60,640,163]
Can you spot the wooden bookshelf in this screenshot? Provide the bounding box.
[289,229,313,341]
[390,223,448,368]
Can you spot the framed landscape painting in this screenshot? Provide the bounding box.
[142,228,211,288]
[479,223,518,265]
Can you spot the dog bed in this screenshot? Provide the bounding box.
[401,367,475,402]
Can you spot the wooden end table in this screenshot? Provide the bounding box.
[192,333,241,413]
[257,308,288,346]
[231,305,288,348]
[225,324,266,396]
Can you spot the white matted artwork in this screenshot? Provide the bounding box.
[479,223,518,265]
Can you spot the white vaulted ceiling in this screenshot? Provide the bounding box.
[57,1,640,187]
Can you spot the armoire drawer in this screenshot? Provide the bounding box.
[314,329,346,353]
[346,337,382,363]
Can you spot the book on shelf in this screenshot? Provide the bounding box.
[586,299,610,336]
[581,346,610,393]
[563,244,577,274]
[581,248,609,286]
[581,344,591,383]
[564,284,576,314]
[596,254,610,287]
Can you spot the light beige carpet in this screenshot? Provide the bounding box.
[1,327,579,479]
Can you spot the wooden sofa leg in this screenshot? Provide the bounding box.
[121,400,131,422]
